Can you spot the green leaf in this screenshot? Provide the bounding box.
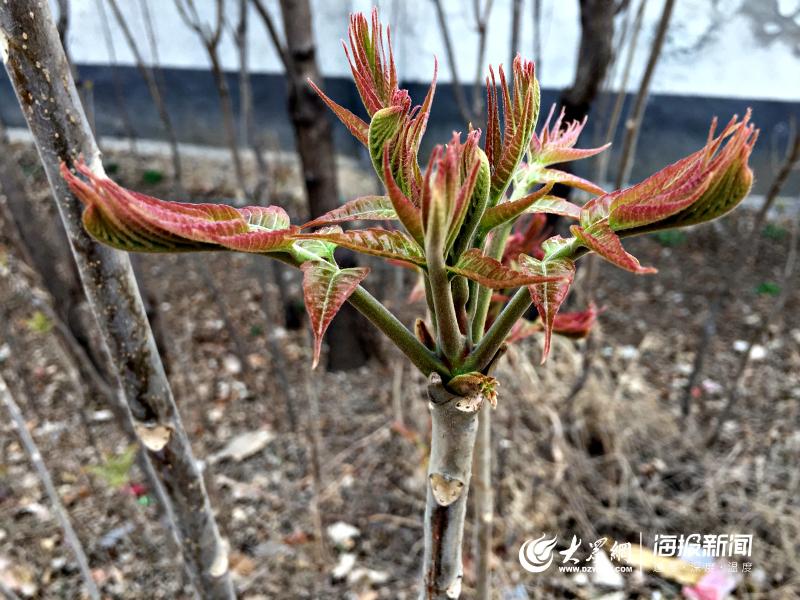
[301,262,370,368]
[447,248,563,289]
[142,169,164,184]
[479,183,561,231]
[25,311,53,334]
[755,281,781,296]
[653,230,687,247]
[518,255,576,362]
[369,106,405,178]
[89,445,138,489]
[292,228,426,266]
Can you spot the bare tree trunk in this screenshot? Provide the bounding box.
[509,0,522,68]
[560,0,615,123]
[531,0,542,72]
[0,4,235,597]
[275,0,339,218]
[473,405,492,599]
[1,374,101,600]
[615,0,676,188]
[422,377,479,600]
[106,0,183,188]
[254,0,374,371]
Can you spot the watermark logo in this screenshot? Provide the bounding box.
[518,532,753,575]
[518,534,558,573]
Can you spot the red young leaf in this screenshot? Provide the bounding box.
[301,262,369,368]
[532,167,606,196]
[518,255,576,362]
[292,228,426,266]
[62,160,295,253]
[506,303,598,343]
[302,196,397,229]
[551,303,599,338]
[485,56,540,204]
[570,222,657,274]
[383,150,425,244]
[529,105,609,167]
[607,112,757,233]
[448,248,563,289]
[307,80,369,146]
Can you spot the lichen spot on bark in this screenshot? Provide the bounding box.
[446,576,462,599]
[134,422,173,451]
[0,28,9,64]
[429,473,465,506]
[209,539,230,578]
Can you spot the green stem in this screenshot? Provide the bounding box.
[469,221,514,343]
[348,286,450,378]
[461,286,533,374]
[277,246,451,378]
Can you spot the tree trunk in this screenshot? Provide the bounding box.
[560,0,615,123]
[276,0,373,371]
[0,4,235,597]
[422,376,480,599]
[277,0,339,218]
[473,406,493,599]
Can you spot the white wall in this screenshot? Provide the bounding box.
[61,0,800,101]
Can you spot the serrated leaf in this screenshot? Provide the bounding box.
[529,105,609,167]
[518,255,576,362]
[448,248,563,289]
[485,57,540,205]
[607,112,757,235]
[308,80,369,146]
[383,151,424,244]
[301,262,369,368]
[303,196,397,229]
[479,183,558,231]
[570,222,656,274]
[532,167,605,196]
[369,106,406,178]
[292,228,426,266]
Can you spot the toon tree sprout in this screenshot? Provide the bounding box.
[61,9,757,599]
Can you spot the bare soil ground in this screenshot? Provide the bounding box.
[1,146,798,599]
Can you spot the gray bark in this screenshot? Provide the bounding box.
[0,3,234,597]
[422,376,479,599]
[473,406,492,600]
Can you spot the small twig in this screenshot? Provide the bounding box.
[107,0,183,188]
[750,126,800,255]
[1,374,101,600]
[706,204,800,446]
[432,0,476,125]
[615,0,676,188]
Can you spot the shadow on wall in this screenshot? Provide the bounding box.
[1,64,798,195]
